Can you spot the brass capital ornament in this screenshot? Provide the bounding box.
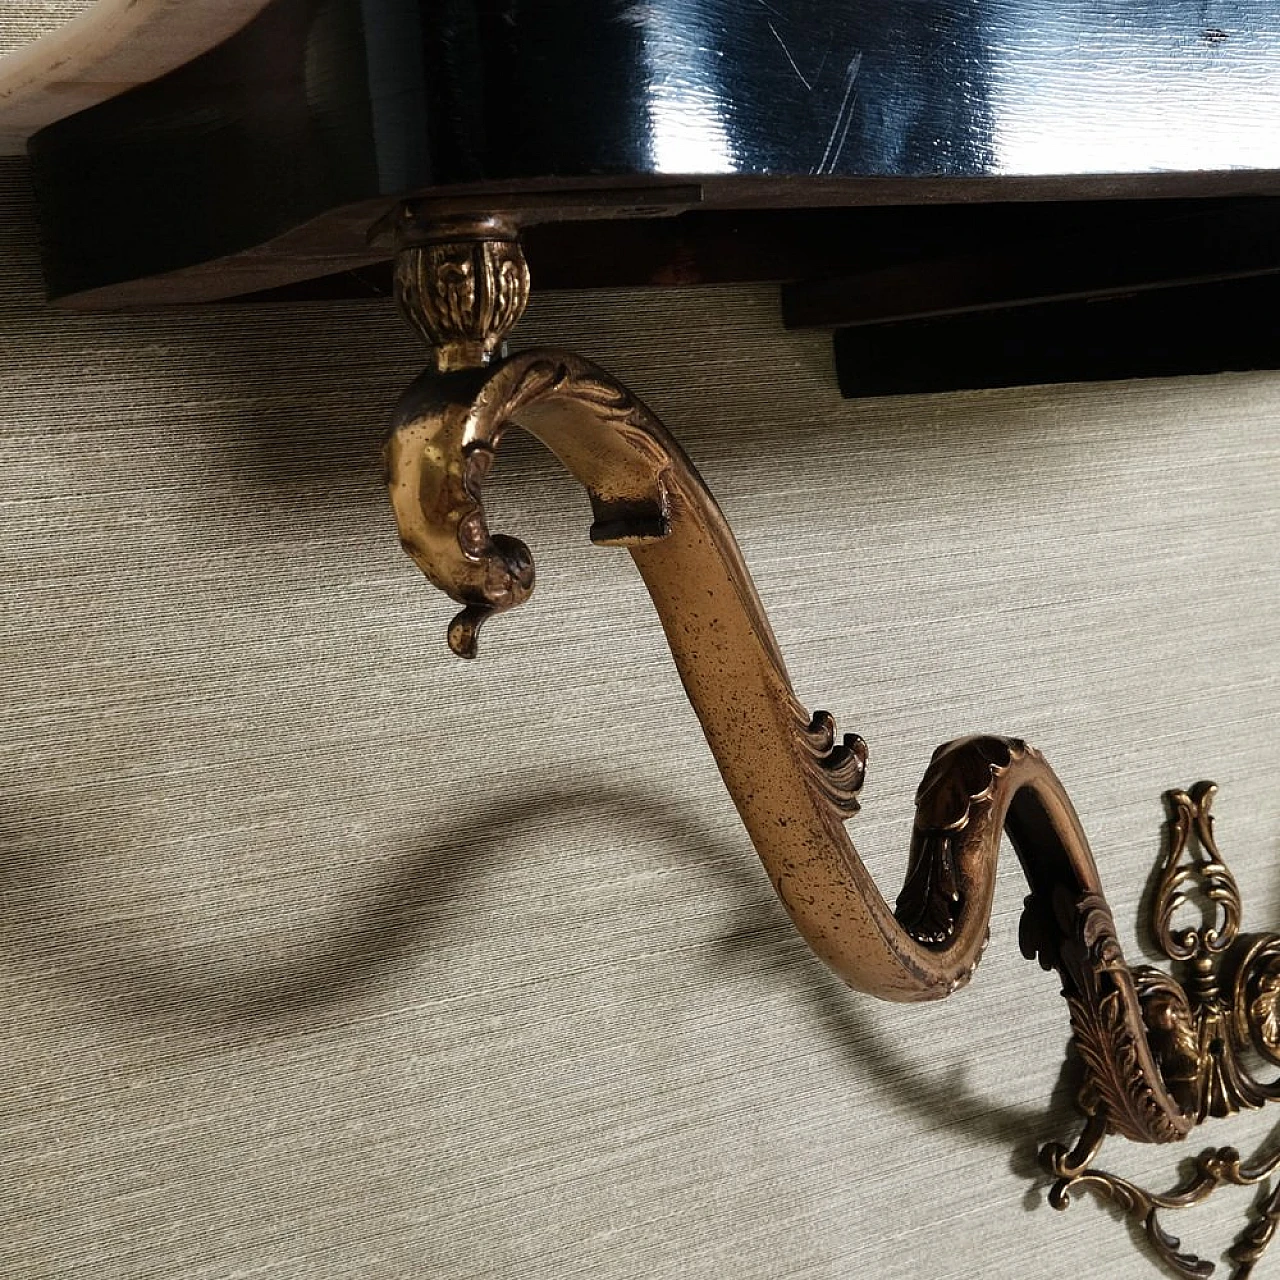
[393,212,530,373]
[381,206,1277,1278]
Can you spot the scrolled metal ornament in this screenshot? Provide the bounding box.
[1154,781,1242,963]
[382,212,1277,1276]
[1043,784,1280,1278]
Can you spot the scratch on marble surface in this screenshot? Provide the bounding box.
[765,18,812,91]
[815,51,862,174]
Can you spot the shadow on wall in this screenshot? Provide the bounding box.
[0,152,1126,1202]
[0,780,738,1032]
[0,767,1078,1172]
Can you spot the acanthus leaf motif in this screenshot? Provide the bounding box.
[895,736,1019,946]
[1045,783,1280,1278]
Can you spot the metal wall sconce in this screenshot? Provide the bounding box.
[383,211,1280,1280]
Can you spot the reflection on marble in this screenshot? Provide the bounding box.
[990,5,1280,174]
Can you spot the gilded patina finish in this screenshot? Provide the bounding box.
[385,213,1279,1278]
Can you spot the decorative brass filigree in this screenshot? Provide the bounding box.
[1042,784,1280,1278]
[382,211,1277,1276]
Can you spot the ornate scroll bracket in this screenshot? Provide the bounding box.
[379,207,1274,1279]
[1042,784,1280,1278]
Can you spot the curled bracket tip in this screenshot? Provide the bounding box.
[443,535,536,659]
[447,605,492,659]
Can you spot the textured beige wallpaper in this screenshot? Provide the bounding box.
[0,1,94,58]
[4,11,1280,1280]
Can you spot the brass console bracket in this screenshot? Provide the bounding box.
[381,208,1275,1275]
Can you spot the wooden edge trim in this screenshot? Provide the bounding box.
[0,0,272,154]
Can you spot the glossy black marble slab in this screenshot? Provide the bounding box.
[27,0,1280,303]
[471,0,1280,179]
